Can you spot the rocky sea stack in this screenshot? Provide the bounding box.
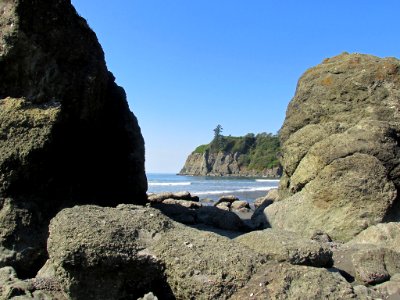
[265,53,400,241]
[0,0,147,276]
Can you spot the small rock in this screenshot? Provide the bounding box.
[216,202,231,211]
[310,230,332,243]
[214,195,239,207]
[231,200,250,210]
[137,292,158,300]
[148,192,174,203]
[162,198,202,209]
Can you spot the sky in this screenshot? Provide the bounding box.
[71,0,400,173]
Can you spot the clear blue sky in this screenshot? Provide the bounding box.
[71,0,400,173]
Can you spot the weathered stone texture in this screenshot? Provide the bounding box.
[266,53,400,242]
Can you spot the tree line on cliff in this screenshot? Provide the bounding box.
[193,125,280,171]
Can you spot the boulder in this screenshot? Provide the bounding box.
[231,200,250,210]
[254,188,279,208]
[172,191,200,202]
[196,206,247,231]
[373,273,400,299]
[0,266,63,299]
[148,192,175,203]
[353,284,384,300]
[267,53,400,242]
[216,201,231,211]
[148,191,199,203]
[215,195,240,206]
[152,200,248,231]
[332,244,400,285]
[38,205,266,300]
[251,200,274,229]
[352,248,400,284]
[161,198,202,209]
[0,0,146,276]
[236,229,333,267]
[230,263,356,299]
[0,266,33,299]
[37,205,172,300]
[151,202,197,225]
[149,223,264,299]
[346,222,400,251]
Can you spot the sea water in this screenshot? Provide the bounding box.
[147,173,279,203]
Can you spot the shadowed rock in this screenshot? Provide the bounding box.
[0,0,146,276]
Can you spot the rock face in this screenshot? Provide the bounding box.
[0,0,147,276]
[266,53,400,242]
[179,151,282,177]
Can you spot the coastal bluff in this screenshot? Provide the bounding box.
[179,133,282,177]
[0,0,146,277]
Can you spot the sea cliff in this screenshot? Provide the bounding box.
[179,151,282,177]
[179,133,281,177]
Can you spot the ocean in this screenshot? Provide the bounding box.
[147,173,279,203]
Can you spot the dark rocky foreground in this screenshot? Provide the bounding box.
[1,0,400,299]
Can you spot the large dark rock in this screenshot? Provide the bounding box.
[265,53,400,242]
[0,0,147,276]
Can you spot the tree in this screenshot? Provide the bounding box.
[213,124,223,140]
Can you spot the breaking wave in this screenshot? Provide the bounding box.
[255,179,280,182]
[148,182,191,186]
[194,186,275,196]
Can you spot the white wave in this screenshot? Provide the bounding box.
[237,187,275,192]
[255,179,280,182]
[194,186,275,196]
[148,182,191,186]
